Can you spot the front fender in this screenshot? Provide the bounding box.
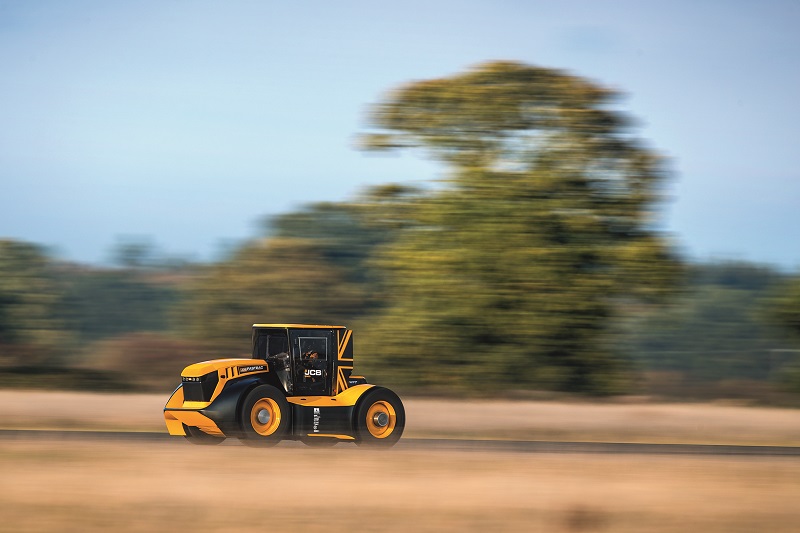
[200,376,267,437]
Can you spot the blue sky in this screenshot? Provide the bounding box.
[1,1,798,268]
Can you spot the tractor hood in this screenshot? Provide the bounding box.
[181,358,269,378]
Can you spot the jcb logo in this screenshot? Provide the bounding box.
[305,369,322,377]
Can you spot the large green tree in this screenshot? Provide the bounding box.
[357,61,681,394]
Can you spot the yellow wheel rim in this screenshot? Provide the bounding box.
[250,398,281,436]
[366,400,396,439]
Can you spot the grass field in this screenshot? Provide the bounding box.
[1,438,798,533]
[1,390,799,532]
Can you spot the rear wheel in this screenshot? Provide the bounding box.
[183,424,225,445]
[240,385,291,447]
[354,387,405,447]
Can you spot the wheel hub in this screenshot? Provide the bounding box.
[373,412,389,427]
[257,409,271,424]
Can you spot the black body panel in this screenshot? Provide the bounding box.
[195,371,360,439]
[291,404,355,436]
[199,375,272,437]
[182,373,219,402]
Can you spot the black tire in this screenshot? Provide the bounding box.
[353,387,405,448]
[183,424,226,445]
[239,384,291,447]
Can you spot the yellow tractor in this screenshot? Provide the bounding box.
[164,324,404,447]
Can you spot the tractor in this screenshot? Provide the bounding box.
[163,324,405,447]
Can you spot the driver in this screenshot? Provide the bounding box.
[302,351,324,382]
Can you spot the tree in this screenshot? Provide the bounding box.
[266,195,400,286]
[625,262,793,387]
[178,237,369,354]
[0,240,67,365]
[769,276,800,340]
[55,269,181,342]
[764,275,800,393]
[356,61,682,394]
[109,236,158,269]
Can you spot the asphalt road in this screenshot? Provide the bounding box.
[1,429,799,456]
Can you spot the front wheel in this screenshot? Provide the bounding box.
[240,385,291,447]
[353,387,405,448]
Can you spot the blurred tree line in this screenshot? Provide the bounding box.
[623,262,800,399]
[0,239,202,390]
[1,61,799,399]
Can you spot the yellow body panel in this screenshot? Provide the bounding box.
[164,411,186,436]
[169,410,224,436]
[181,358,265,377]
[180,358,269,406]
[163,385,224,436]
[165,384,185,408]
[286,384,374,407]
[164,386,187,435]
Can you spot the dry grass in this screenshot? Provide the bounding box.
[0,438,798,533]
[1,391,799,532]
[405,398,800,446]
[1,390,799,446]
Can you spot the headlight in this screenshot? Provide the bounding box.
[181,372,220,402]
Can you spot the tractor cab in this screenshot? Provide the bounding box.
[251,324,362,397]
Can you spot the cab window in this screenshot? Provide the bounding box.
[299,337,328,361]
[268,335,289,358]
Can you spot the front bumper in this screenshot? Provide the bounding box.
[163,385,224,437]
